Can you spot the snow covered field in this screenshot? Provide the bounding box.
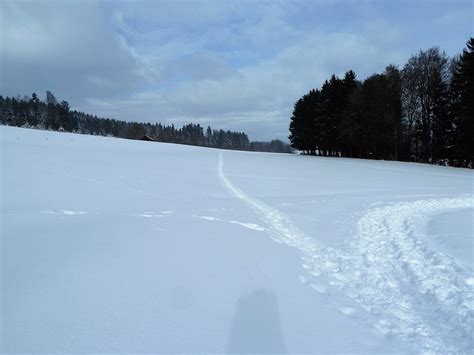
[1,126,473,353]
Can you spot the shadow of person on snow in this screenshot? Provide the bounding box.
[227,288,287,353]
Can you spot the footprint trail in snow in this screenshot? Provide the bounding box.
[218,151,474,353]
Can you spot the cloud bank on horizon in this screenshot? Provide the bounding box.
[1,0,472,140]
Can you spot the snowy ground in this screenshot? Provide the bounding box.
[1,126,473,353]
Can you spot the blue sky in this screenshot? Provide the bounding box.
[2,0,472,140]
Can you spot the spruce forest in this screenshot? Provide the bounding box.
[0,93,291,153]
[289,38,473,168]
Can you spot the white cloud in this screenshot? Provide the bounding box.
[76,28,402,140]
[1,1,143,100]
[1,0,471,140]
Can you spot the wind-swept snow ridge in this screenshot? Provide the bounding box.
[218,151,474,353]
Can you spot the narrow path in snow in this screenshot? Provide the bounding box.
[350,197,474,352]
[218,151,474,353]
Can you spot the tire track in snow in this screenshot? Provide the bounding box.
[218,151,474,353]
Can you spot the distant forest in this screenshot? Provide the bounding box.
[0,93,291,154]
[289,38,473,168]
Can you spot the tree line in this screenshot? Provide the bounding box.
[289,38,473,168]
[0,92,291,153]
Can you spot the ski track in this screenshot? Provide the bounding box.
[218,150,474,353]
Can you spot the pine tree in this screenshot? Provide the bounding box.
[289,97,309,153]
[288,90,321,154]
[451,38,474,167]
[28,93,40,127]
[431,69,451,163]
[385,65,403,160]
[206,126,213,146]
[354,74,395,159]
[338,70,359,157]
[46,91,57,106]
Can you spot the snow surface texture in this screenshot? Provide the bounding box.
[218,151,474,353]
[1,126,473,353]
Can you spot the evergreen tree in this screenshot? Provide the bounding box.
[206,126,213,146]
[338,70,359,157]
[288,90,321,154]
[58,100,71,131]
[339,84,364,158]
[289,97,308,152]
[450,37,474,167]
[28,93,40,127]
[431,69,451,163]
[46,91,57,106]
[384,65,404,160]
[320,75,343,156]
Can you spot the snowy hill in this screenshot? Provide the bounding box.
[1,126,473,353]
